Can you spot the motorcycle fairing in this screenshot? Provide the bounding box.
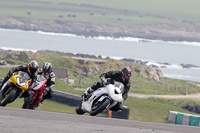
[106,84,124,102]
[81,81,124,114]
[9,71,30,92]
[81,87,108,112]
[33,81,44,91]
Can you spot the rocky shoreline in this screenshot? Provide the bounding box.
[1,17,200,43]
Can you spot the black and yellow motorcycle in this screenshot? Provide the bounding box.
[0,71,31,106]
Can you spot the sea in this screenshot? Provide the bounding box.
[0,28,200,82]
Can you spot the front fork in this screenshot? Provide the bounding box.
[4,85,22,101]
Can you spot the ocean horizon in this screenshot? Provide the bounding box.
[1,28,200,47]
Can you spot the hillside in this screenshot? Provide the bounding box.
[1,0,200,42]
[1,50,200,95]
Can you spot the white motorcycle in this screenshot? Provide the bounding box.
[76,81,124,116]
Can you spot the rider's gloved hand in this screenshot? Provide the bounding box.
[8,71,13,77]
[122,93,128,101]
[81,93,87,101]
[82,91,90,101]
[101,77,107,86]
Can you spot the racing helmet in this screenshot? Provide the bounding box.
[43,62,52,74]
[28,60,39,75]
[121,67,131,80]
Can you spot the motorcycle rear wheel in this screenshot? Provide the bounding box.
[0,89,17,106]
[90,98,110,116]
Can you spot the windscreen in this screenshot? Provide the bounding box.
[114,81,124,93]
[18,71,31,84]
[36,75,46,82]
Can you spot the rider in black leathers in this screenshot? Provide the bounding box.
[0,60,39,97]
[38,62,55,102]
[82,67,131,111]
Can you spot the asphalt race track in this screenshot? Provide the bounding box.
[0,107,199,133]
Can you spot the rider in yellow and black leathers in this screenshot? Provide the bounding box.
[0,60,39,97]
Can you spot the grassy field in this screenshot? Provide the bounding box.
[1,0,200,32]
[125,97,200,123]
[6,98,76,114]
[2,0,200,19]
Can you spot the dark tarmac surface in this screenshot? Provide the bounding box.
[0,107,199,133]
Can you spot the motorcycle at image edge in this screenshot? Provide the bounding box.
[0,71,31,106]
[76,81,124,116]
[22,74,47,109]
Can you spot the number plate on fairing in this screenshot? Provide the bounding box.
[33,82,43,90]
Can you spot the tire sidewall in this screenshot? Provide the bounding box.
[0,89,17,106]
[76,102,85,115]
[90,98,110,116]
[22,94,33,109]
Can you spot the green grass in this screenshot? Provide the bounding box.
[149,98,200,108]
[4,0,198,19]
[124,97,200,123]
[132,74,200,95]
[0,68,9,78]
[6,98,76,114]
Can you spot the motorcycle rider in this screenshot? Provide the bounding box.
[82,67,131,111]
[0,60,39,97]
[38,62,55,102]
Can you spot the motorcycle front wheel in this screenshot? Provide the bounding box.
[76,102,85,115]
[90,98,110,116]
[22,94,33,109]
[0,88,17,106]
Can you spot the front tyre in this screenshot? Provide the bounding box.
[90,98,110,116]
[0,89,17,106]
[22,94,33,109]
[76,103,85,115]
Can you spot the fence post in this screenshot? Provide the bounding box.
[185,83,188,95]
[108,110,112,118]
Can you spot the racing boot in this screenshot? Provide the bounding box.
[40,87,53,104]
[110,102,122,112]
[82,87,94,101]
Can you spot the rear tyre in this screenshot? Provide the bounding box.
[76,103,85,115]
[90,98,110,116]
[0,89,17,106]
[22,94,33,109]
